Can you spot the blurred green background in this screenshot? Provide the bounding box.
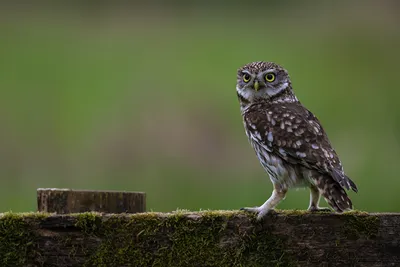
[0,1,399,213]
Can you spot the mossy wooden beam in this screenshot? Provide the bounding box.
[37,188,146,214]
[0,211,399,267]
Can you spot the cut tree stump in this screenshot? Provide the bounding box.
[37,188,146,214]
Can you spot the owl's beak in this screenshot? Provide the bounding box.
[253,80,260,91]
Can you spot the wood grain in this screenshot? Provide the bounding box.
[37,188,146,214]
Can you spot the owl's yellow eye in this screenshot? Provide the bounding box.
[265,73,276,82]
[242,73,251,83]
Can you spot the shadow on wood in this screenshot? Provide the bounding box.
[0,210,399,266]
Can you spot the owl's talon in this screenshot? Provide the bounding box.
[240,206,259,213]
[241,206,275,220]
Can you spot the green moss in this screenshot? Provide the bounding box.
[238,217,294,267]
[342,212,379,239]
[1,210,380,266]
[74,212,103,235]
[0,212,48,266]
[69,211,294,266]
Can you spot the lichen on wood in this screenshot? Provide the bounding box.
[0,210,398,267]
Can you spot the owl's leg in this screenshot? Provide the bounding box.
[241,184,287,220]
[308,185,331,212]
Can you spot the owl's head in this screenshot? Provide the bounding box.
[236,61,296,105]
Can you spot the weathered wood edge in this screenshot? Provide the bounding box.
[1,209,395,222]
[2,209,399,217]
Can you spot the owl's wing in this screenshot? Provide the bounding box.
[244,102,357,192]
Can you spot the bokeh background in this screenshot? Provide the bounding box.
[1,1,399,213]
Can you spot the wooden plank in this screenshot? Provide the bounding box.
[0,211,399,266]
[37,188,146,214]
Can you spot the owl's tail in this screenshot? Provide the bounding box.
[314,175,353,212]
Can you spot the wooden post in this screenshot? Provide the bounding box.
[0,211,399,266]
[37,188,146,214]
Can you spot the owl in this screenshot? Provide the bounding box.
[236,61,357,220]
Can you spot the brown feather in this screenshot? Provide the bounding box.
[243,101,357,192]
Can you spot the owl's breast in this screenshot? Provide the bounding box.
[245,127,306,189]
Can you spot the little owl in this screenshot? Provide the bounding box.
[236,61,357,220]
